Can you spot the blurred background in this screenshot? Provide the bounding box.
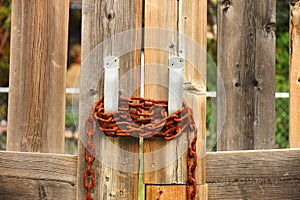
[0,0,291,154]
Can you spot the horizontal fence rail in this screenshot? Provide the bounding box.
[0,87,290,98]
[0,148,299,199]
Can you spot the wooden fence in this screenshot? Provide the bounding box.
[0,0,300,199]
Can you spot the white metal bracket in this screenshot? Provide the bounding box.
[168,56,184,115]
[104,56,119,113]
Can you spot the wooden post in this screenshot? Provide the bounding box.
[77,0,142,199]
[144,0,207,198]
[217,0,276,151]
[290,1,300,148]
[7,0,69,153]
[144,0,178,184]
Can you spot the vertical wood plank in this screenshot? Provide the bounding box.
[144,0,207,198]
[290,0,300,148]
[77,0,143,199]
[7,0,69,153]
[144,0,179,184]
[179,0,207,187]
[217,0,276,151]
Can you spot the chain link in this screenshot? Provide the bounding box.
[187,123,198,199]
[84,96,198,200]
[84,106,97,200]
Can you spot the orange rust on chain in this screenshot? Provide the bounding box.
[84,107,97,200]
[84,96,198,200]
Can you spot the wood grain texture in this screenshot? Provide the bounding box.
[7,0,69,153]
[146,184,208,200]
[1,149,299,199]
[77,0,142,199]
[290,1,300,148]
[206,149,300,199]
[144,0,207,188]
[144,0,179,184]
[0,151,77,200]
[179,0,207,185]
[144,0,178,99]
[217,0,276,150]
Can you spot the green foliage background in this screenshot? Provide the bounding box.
[275,0,290,148]
[0,0,11,119]
[0,0,11,87]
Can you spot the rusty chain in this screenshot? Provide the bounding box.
[85,96,198,200]
[84,105,97,200]
[187,127,198,199]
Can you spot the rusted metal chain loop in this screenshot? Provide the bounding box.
[84,111,97,200]
[85,96,198,200]
[187,129,198,200]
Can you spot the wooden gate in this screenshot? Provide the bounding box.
[0,0,300,199]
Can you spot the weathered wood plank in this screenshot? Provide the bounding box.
[1,149,299,199]
[77,0,142,199]
[0,151,77,200]
[179,0,207,186]
[0,177,75,200]
[144,0,207,189]
[146,184,208,200]
[146,149,300,199]
[144,0,179,184]
[7,0,69,153]
[217,0,276,150]
[206,149,300,199]
[290,1,300,148]
[144,0,178,100]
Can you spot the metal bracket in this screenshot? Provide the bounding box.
[104,56,119,113]
[168,56,184,115]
